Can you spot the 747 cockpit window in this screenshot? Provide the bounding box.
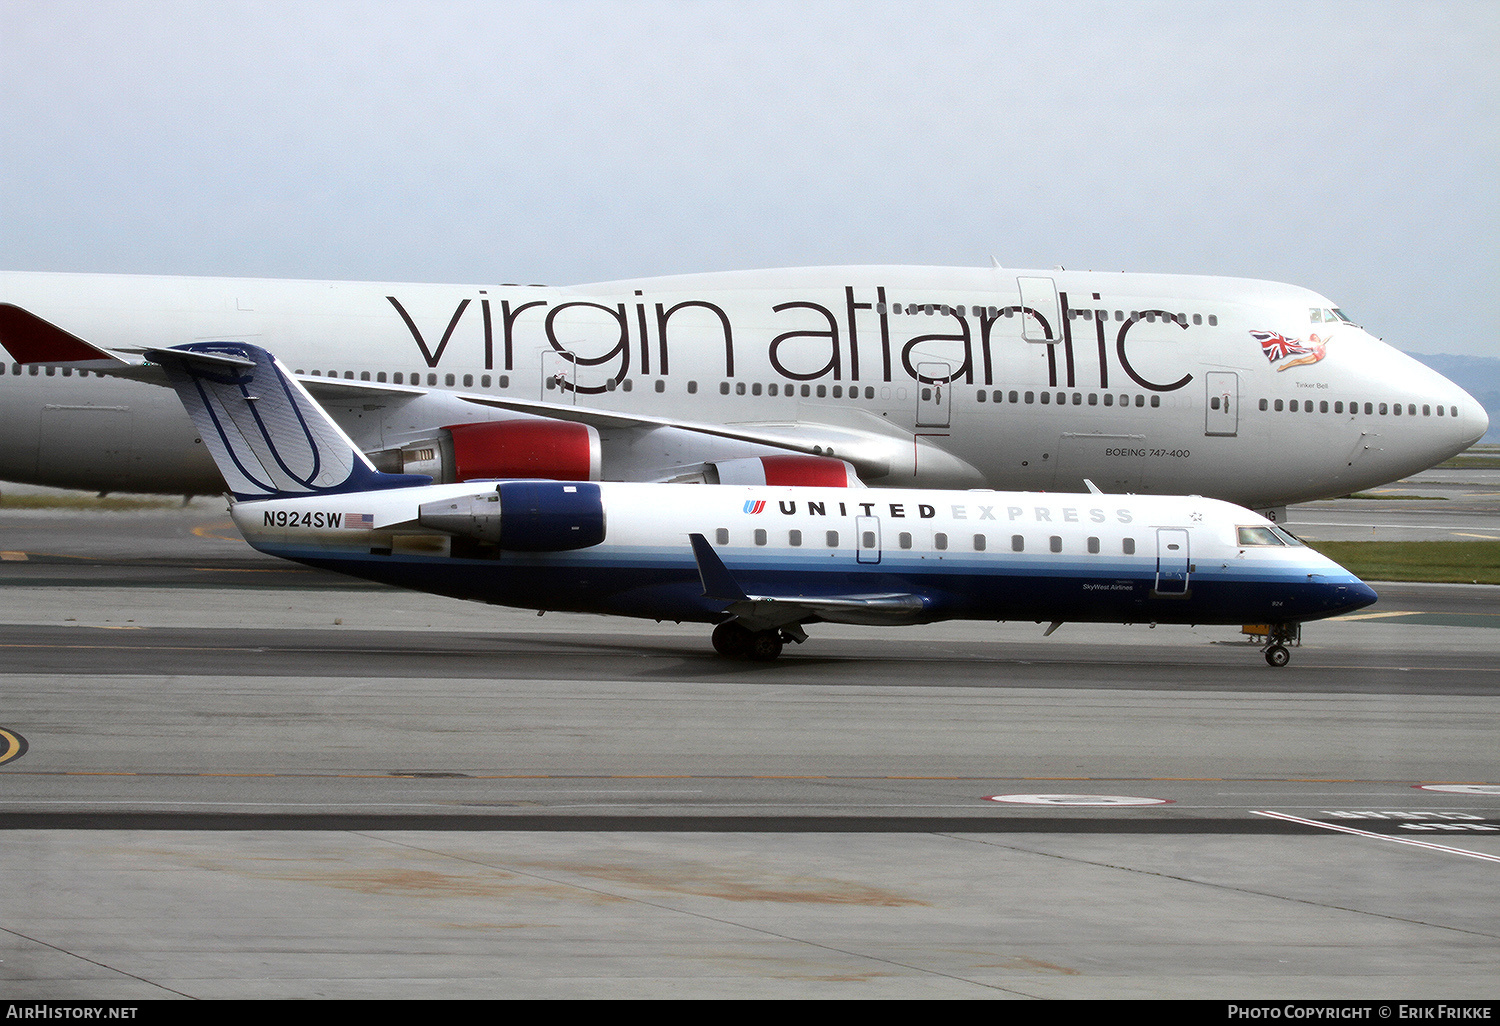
[1309,307,1357,326]
[1237,525,1305,547]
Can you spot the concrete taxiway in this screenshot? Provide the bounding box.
[0,479,1496,998]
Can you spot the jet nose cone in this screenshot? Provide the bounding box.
[1461,396,1490,447]
[1344,581,1379,613]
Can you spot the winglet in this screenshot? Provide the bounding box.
[148,342,432,501]
[688,533,748,602]
[0,304,123,365]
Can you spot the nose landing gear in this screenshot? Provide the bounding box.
[1261,623,1301,667]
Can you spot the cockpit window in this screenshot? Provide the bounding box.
[1238,525,1284,546]
[1271,525,1304,546]
[1310,307,1359,327]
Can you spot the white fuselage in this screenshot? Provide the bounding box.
[0,267,1486,507]
[231,480,1377,630]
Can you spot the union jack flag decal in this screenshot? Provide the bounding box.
[1251,330,1313,363]
[1251,329,1329,371]
[743,500,766,514]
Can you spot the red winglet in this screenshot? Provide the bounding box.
[0,304,111,363]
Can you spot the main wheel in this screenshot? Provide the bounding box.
[746,630,784,662]
[712,621,753,659]
[1265,644,1290,667]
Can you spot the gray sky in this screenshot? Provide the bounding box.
[2,0,1496,357]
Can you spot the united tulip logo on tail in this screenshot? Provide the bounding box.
[1252,330,1330,371]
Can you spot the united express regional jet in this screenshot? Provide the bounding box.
[149,341,1378,665]
[0,266,1486,516]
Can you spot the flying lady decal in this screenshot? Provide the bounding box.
[1251,330,1330,371]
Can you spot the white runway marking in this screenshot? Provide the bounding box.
[1252,809,1500,863]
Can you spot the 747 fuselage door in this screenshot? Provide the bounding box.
[915,361,952,428]
[541,348,577,403]
[1205,371,1238,436]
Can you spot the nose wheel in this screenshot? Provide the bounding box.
[1260,623,1301,667]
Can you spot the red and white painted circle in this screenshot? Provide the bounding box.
[985,793,1173,806]
[1416,784,1500,795]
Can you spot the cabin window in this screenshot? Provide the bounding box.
[934,533,948,551]
[1123,538,1136,554]
[1150,395,1160,407]
[1025,391,1035,404]
[1379,403,1388,415]
[715,529,729,545]
[1050,536,1062,553]
[973,534,986,551]
[1008,391,1019,403]
[1259,399,1268,411]
[1320,401,1328,413]
[826,531,839,547]
[655,380,665,393]
[1088,537,1100,553]
[1011,535,1024,552]
[754,529,767,546]
[789,530,802,547]
[977,391,987,403]
[736,382,746,396]
[899,532,912,549]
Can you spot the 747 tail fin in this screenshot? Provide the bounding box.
[148,342,431,501]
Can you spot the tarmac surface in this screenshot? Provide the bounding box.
[0,475,1497,999]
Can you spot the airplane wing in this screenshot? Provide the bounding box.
[688,533,930,631]
[0,302,977,486]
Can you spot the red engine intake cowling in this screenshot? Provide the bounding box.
[445,420,602,482]
[710,455,863,487]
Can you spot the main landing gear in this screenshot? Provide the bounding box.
[711,621,801,661]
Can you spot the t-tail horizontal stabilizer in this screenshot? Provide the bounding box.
[148,342,432,501]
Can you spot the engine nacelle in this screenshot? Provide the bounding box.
[417,481,606,551]
[708,455,863,487]
[371,419,602,483]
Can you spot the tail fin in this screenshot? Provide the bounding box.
[148,342,431,501]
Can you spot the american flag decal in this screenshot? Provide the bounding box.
[346,513,375,529]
